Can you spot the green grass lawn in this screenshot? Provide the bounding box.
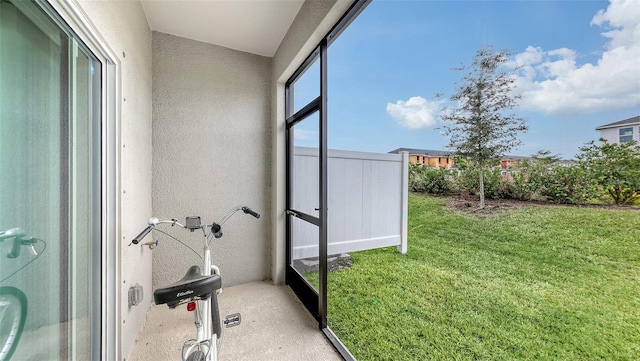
[326,194,640,360]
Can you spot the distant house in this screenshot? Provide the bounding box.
[595,115,640,144]
[500,155,529,170]
[389,148,456,169]
[391,146,575,182]
[390,148,529,171]
[557,159,577,167]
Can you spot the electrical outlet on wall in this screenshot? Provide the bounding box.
[128,283,144,307]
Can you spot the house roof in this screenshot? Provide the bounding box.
[595,115,640,130]
[390,147,577,165]
[389,148,529,160]
[389,148,453,157]
[501,155,529,161]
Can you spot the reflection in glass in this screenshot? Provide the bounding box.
[0,1,100,358]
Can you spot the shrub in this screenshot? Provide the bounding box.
[484,168,505,199]
[454,167,479,195]
[410,144,640,206]
[408,165,452,195]
[537,166,594,204]
[576,139,640,205]
[455,167,504,199]
[500,170,533,201]
[408,164,426,192]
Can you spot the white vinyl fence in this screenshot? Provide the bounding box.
[292,147,408,260]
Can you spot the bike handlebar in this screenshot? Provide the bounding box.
[0,228,45,259]
[0,228,26,240]
[242,207,260,219]
[132,225,154,245]
[130,206,260,245]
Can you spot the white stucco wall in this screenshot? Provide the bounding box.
[151,32,272,289]
[598,125,640,144]
[598,128,618,143]
[75,1,153,359]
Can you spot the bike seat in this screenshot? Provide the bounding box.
[153,265,222,308]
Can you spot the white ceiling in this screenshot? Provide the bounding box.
[140,0,305,57]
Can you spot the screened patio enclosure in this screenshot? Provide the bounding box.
[284,3,409,357]
[0,0,406,359]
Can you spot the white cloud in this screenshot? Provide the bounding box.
[386,96,442,129]
[293,128,316,142]
[591,0,639,49]
[511,0,640,115]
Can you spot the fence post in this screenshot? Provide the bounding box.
[398,151,409,254]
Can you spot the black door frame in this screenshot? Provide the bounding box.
[285,78,323,319]
[285,0,370,359]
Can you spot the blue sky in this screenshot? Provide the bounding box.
[294,0,640,159]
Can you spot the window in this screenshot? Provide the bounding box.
[619,127,633,143]
[0,1,102,359]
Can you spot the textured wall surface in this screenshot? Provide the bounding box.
[152,32,271,289]
[77,0,153,359]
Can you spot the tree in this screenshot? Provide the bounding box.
[517,150,562,177]
[530,150,562,167]
[576,139,640,204]
[440,47,528,207]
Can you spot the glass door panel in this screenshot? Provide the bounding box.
[0,1,101,359]
[288,109,321,290]
[290,217,320,291]
[286,47,324,320]
[291,112,320,216]
[69,39,102,359]
[0,3,65,358]
[290,55,320,115]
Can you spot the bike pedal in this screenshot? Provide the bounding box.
[224,313,241,328]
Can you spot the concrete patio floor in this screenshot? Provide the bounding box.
[128,281,342,361]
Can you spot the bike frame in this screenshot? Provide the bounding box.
[146,219,219,361]
[131,206,259,361]
[189,242,216,361]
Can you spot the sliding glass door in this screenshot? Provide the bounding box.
[0,1,101,359]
